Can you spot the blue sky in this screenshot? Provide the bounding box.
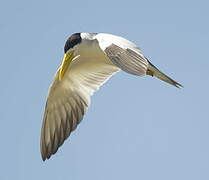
[0,0,209,179]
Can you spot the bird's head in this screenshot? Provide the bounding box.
[59,33,98,80]
[64,33,82,53]
[59,33,82,80]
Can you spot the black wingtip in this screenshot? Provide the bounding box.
[41,151,47,161]
[170,80,183,89]
[146,59,183,89]
[175,82,183,89]
[41,152,52,161]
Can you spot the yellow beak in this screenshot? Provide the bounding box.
[58,50,74,81]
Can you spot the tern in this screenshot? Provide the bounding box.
[40,33,182,160]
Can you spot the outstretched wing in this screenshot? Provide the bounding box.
[103,43,182,87]
[41,55,119,160]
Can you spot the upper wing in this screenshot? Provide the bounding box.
[96,33,182,87]
[41,55,119,160]
[96,34,148,76]
[103,44,182,87]
[104,44,148,76]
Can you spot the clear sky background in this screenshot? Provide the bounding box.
[0,0,209,179]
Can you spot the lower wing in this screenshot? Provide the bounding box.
[41,55,119,160]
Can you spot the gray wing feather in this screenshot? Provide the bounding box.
[41,85,88,160]
[41,55,119,161]
[104,44,148,76]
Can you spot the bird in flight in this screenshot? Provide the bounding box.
[40,33,182,161]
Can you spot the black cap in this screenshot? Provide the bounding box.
[64,33,82,53]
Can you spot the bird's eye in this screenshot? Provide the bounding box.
[64,33,81,53]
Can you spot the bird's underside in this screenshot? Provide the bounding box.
[40,33,182,160]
